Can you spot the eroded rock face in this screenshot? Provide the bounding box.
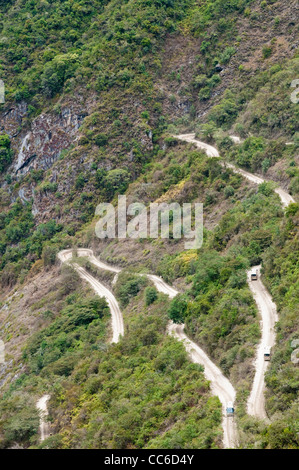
[16,108,86,174]
[0,101,28,138]
[0,101,87,175]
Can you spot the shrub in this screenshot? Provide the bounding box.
[105,168,130,197]
[4,406,39,443]
[258,182,274,197]
[0,134,12,173]
[193,74,207,88]
[141,111,150,120]
[42,245,58,268]
[198,87,211,101]
[262,158,271,173]
[145,286,158,306]
[208,96,239,127]
[224,186,235,198]
[115,273,147,308]
[167,295,187,324]
[285,203,299,217]
[75,173,86,189]
[262,46,272,59]
[219,47,236,65]
[41,53,79,97]
[95,133,108,147]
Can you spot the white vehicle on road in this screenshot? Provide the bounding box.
[264,346,271,361]
[226,402,235,417]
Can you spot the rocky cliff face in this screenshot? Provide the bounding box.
[15,108,86,174]
[0,101,88,176]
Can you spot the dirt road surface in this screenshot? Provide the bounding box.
[168,322,237,448]
[175,134,295,208]
[35,133,292,446]
[246,266,278,419]
[65,249,238,448]
[58,249,124,343]
[36,395,50,442]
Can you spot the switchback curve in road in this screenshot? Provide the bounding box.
[59,249,237,448]
[36,250,124,442]
[58,249,124,343]
[175,134,295,208]
[35,134,290,445]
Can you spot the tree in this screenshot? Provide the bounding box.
[1,394,40,445]
[42,245,58,268]
[200,123,217,142]
[145,286,158,306]
[41,53,79,97]
[95,133,108,147]
[167,295,188,324]
[105,169,130,197]
[0,134,12,173]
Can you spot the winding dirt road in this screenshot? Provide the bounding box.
[177,133,220,157]
[37,134,292,444]
[167,322,237,448]
[176,134,287,421]
[246,266,278,420]
[176,134,295,208]
[148,273,237,446]
[36,250,124,442]
[35,134,293,445]
[36,394,50,442]
[55,249,237,448]
[58,249,124,343]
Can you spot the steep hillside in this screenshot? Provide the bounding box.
[0,0,298,450]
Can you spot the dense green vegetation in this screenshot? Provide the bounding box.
[197,55,299,192]
[0,0,298,450]
[0,135,12,174]
[43,289,222,449]
[157,170,284,383]
[0,0,256,106]
[24,296,110,376]
[0,197,66,286]
[0,277,223,449]
[0,0,187,105]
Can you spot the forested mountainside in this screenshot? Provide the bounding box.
[0,0,298,450]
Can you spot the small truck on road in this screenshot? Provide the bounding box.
[226,402,234,417]
[264,346,271,361]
